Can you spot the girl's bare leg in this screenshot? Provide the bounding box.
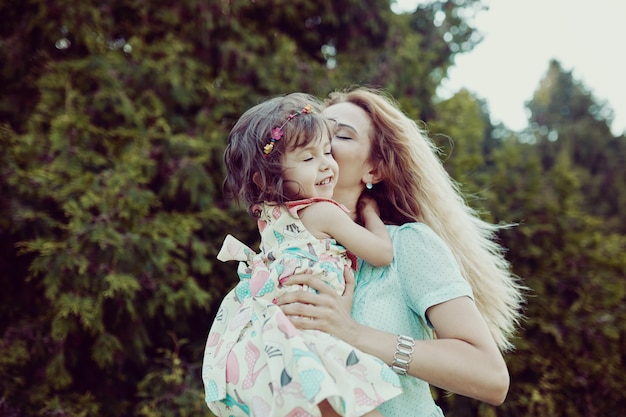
[318,400,384,417]
[318,400,341,417]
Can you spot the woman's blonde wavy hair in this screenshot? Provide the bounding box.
[326,87,525,351]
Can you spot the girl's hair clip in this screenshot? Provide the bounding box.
[263,104,314,155]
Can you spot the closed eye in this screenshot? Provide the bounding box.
[335,135,352,141]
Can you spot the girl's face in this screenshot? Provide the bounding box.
[322,102,375,195]
[282,131,338,200]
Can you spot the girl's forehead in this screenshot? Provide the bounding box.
[284,118,331,147]
[288,130,331,150]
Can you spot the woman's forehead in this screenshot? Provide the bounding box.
[323,102,371,138]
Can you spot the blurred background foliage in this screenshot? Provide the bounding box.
[0,0,624,416]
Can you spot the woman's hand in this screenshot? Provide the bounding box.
[276,265,358,342]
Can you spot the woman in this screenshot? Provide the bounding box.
[276,88,525,416]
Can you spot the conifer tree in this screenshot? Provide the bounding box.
[0,0,483,415]
[527,59,626,232]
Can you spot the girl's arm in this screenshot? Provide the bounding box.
[299,200,393,266]
[276,274,509,406]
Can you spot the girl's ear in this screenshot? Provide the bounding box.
[252,172,264,189]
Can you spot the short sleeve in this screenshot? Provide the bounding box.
[391,223,473,326]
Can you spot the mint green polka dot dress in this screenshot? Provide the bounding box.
[352,223,474,417]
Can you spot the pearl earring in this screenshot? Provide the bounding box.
[365,182,373,190]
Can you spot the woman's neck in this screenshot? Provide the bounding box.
[332,187,362,221]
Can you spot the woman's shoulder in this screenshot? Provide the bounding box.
[388,222,453,257]
[388,223,471,299]
[387,222,440,241]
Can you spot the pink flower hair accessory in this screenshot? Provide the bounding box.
[263,104,314,156]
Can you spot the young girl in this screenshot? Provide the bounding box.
[202,93,402,417]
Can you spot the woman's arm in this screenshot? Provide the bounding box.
[276,273,509,406]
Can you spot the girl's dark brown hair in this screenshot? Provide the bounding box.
[223,93,328,215]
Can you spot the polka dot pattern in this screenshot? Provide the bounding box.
[353,223,473,417]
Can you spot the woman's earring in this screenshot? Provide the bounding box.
[366,182,373,190]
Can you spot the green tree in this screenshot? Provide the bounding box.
[526,59,626,233]
[325,0,484,121]
[428,88,489,187]
[0,0,484,415]
[0,43,229,417]
[498,149,626,416]
[433,127,626,417]
[425,63,626,414]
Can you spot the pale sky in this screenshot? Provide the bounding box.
[393,0,626,135]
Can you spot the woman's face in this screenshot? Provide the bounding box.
[322,102,374,200]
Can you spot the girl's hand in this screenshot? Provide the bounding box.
[276,265,357,342]
[358,194,381,218]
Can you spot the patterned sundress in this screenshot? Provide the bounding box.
[202,198,401,417]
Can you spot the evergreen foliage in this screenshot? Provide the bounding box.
[526,59,626,233]
[1,1,624,416]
